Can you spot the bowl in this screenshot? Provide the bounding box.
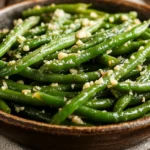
[0,0,150,150]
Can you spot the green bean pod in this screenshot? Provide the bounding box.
[0,99,11,113]
[51,37,150,124]
[0,16,40,58]
[44,21,149,73]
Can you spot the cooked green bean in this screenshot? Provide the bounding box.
[0,20,103,77]
[43,21,149,73]
[22,3,91,17]
[0,3,150,126]
[10,103,51,123]
[0,16,40,58]
[76,100,150,123]
[0,99,11,113]
[51,35,150,124]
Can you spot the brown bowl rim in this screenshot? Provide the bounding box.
[0,0,150,136]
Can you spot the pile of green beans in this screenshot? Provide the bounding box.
[0,3,150,126]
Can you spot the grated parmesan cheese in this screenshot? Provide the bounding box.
[95,77,104,85]
[58,52,68,60]
[90,12,98,18]
[69,69,78,74]
[51,83,58,87]
[22,89,31,95]
[82,82,90,90]
[71,115,84,125]
[23,45,30,51]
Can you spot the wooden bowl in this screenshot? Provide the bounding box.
[0,0,150,150]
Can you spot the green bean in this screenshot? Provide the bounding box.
[111,40,148,56]
[10,103,51,123]
[0,79,77,98]
[25,25,47,38]
[114,81,150,92]
[96,54,120,67]
[33,91,150,123]
[0,20,103,77]
[19,67,100,83]
[137,65,150,82]
[45,21,130,60]
[140,30,150,39]
[112,65,150,112]
[33,91,114,110]
[76,100,150,123]
[22,3,91,17]
[0,99,11,113]
[113,94,132,112]
[85,98,115,110]
[0,16,40,58]
[121,68,140,80]
[105,11,137,23]
[42,21,149,73]
[0,60,7,69]
[51,34,150,124]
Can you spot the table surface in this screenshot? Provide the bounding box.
[0,0,150,150]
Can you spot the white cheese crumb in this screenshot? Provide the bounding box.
[109,17,114,23]
[51,83,58,87]
[33,86,41,91]
[1,80,8,90]
[48,23,58,30]
[41,110,45,113]
[13,18,23,26]
[142,97,146,103]
[58,52,68,60]
[23,45,30,51]
[137,65,143,71]
[110,78,118,86]
[138,46,144,51]
[66,100,71,105]
[15,106,25,113]
[71,84,75,89]
[129,90,133,95]
[76,30,91,39]
[17,80,24,84]
[5,76,9,79]
[8,60,16,66]
[114,65,121,71]
[64,97,67,102]
[100,69,107,77]
[134,18,141,25]
[130,55,135,60]
[54,9,65,18]
[22,89,31,95]
[81,18,90,27]
[50,3,56,7]
[90,12,98,18]
[106,49,112,54]
[71,115,84,125]
[69,69,78,74]
[15,53,22,59]
[76,40,83,46]
[124,59,129,64]
[107,70,113,76]
[83,82,90,90]
[17,35,26,44]
[34,5,41,9]
[121,15,129,21]
[95,77,104,85]
[70,24,76,29]
[77,50,81,54]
